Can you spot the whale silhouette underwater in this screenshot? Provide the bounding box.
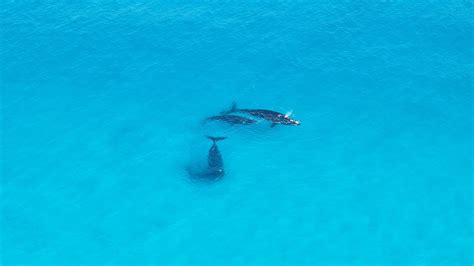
[186,136,227,181]
[205,114,257,125]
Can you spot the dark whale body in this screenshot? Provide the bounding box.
[206,136,226,178]
[187,136,226,181]
[206,115,256,125]
[223,102,301,127]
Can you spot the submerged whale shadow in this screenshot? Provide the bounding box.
[185,136,226,183]
[185,163,221,183]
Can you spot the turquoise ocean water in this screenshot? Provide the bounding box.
[1,1,473,264]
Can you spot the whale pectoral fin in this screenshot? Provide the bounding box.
[270,123,277,128]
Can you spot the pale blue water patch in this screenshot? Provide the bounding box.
[1,0,473,264]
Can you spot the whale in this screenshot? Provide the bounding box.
[205,114,257,125]
[205,136,226,178]
[187,136,227,181]
[222,102,301,127]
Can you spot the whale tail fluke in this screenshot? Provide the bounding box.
[206,136,227,143]
[220,102,238,114]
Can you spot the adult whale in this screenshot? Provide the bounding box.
[222,102,301,127]
[205,136,226,178]
[187,136,227,181]
[205,114,257,125]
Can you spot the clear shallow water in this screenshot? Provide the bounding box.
[1,1,473,264]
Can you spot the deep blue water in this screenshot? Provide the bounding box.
[1,1,473,264]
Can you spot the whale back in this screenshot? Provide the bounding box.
[208,143,223,169]
[207,138,225,177]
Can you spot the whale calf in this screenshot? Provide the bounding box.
[223,102,301,127]
[205,114,256,125]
